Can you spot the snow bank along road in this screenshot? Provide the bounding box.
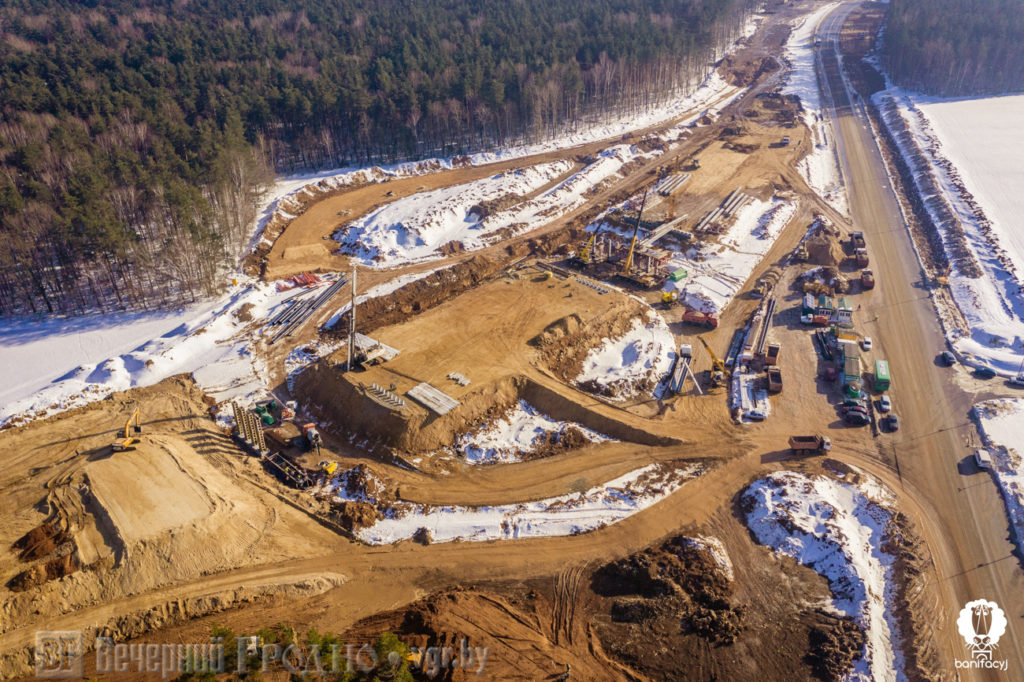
[815,2,1024,675]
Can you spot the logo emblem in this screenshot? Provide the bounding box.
[35,631,84,679]
[957,599,1007,661]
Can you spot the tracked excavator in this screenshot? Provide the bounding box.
[698,335,726,388]
[111,406,142,451]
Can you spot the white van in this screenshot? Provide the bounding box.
[974,449,993,470]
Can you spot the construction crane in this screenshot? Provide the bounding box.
[622,188,649,278]
[697,335,726,388]
[111,406,142,451]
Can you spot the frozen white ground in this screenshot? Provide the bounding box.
[744,471,906,682]
[457,400,611,464]
[574,311,676,400]
[354,462,702,545]
[0,282,296,427]
[667,198,797,314]
[876,90,1024,375]
[334,160,576,267]
[973,399,1024,555]
[917,96,1024,274]
[782,1,848,215]
[731,367,771,422]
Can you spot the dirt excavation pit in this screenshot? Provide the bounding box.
[85,438,214,543]
[298,271,663,455]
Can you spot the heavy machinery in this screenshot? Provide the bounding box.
[860,268,875,290]
[319,460,339,476]
[854,247,869,268]
[850,231,866,249]
[935,262,952,287]
[570,225,604,269]
[794,243,809,261]
[685,157,701,171]
[682,308,719,328]
[617,189,661,289]
[253,401,276,425]
[111,406,142,452]
[302,423,322,457]
[698,335,726,387]
[788,435,831,455]
[661,289,679,307]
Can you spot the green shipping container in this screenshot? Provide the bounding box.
[670,269,688,282]
[874,359,891,390]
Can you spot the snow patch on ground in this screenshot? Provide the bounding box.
[1,282,296,427]
[683,535,734,581]
[743,471,906,682]
[457,400,612,464]
[731,367,771,422]
[575,311,676,400]
[782,1,848,214]
[666,198,798,314]
[876,90,1024,375]
[334,160,574,267]
[356,462,702,545]
[973,399,1024,555]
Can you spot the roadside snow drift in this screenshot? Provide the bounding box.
[877,91,1024,375]
[973,399,1024,555]
[355,462,702,545]
[575,311,676,400]
[743,471,906,682]
[457,400,611,464]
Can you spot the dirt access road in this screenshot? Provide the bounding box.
[817,2,1024,677]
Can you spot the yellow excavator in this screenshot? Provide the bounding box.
[698,335,726,388]
[935,262,953,287]
[111,406,142,451]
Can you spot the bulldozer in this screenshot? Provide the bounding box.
[111,406,142,452]
[698,335,726,388]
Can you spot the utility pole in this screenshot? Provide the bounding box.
[347,266,357,371]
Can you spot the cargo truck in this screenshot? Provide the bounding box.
[788,435,832,454]
[767,367,783,393]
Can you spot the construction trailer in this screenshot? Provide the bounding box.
[834,298,854,326]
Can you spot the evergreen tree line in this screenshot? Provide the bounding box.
[0,0,755,315]
[883,0,1024,95]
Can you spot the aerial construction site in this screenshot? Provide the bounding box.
[2,1,1024,680]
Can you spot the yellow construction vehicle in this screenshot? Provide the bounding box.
[935,262,952,287]
[319,460,339,476]
[618,189,660,288]
[570,225,604,269]
[661,289,680,306]
[111,406,142,451]
[698,335,726,388]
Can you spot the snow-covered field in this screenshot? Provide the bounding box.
[782,1,848,214]
[876,91,1024,375]
[973,399,1024,555]
[731,367,771,422]
[0,282,297,427]
[457,400,611,464]
[575,311,676,400]
[744,471,906,682]
[918,96,1024,273]
[667,198,797,314]
[355,462,702,545]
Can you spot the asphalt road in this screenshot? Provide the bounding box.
[815,3,1024,678]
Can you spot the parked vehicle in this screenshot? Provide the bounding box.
[940,351,956,366]
[681,308,719,328]
[788,435,832,454]
[801,313,814,325]
[878,394,892,412]
[823,366,838,382]
[886,414,900,431]
[874,359,891,390]
[861,336,873,351]
[845,411,870,426]
[860,269,875,290]
[1008,375,1024,388]
[974,448,993,470]
[975,365,997,379]
[746,409,767,421]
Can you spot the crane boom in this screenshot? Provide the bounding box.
[622,188,649,277]
[697,334,726,387]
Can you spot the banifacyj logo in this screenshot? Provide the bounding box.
[955,599,1009,671]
